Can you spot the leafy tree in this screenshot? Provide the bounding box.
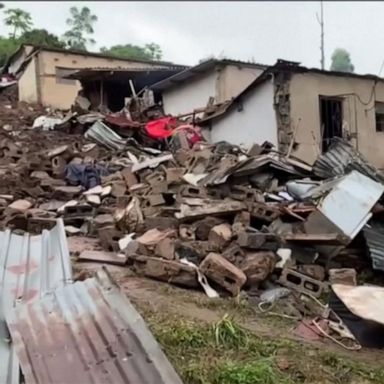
[100,43,163,61]
[20,29,66,48]
[63,6,97,51]
[330,48,354,73]
[144,43,162,60]
[4,8,33,39]
[0,36,19,66]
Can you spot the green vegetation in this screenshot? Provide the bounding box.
[143,309,384,384]
[330,48,355,73]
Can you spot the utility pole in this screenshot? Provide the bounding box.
[317,0,325,70]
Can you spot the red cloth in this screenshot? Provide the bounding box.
[145,117,177,139]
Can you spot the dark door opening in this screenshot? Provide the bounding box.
[319,96,343,152]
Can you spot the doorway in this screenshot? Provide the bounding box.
[319,96,343,152]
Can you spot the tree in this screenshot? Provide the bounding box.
[63,6,97,50]
[20,29,65,48]
[0,36,19,66]
[4,8,33,39]
[100,43,163,61]
[144,43,162,60]
[330,48,354,73]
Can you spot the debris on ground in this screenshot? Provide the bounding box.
[2,92,384,382]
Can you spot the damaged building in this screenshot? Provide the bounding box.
[3,44,186,110]
[199,59,384,168]
[151,59,267,116]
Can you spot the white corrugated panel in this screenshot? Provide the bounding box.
[317,171,384,240]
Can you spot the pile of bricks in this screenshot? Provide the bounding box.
[0,128,373,299]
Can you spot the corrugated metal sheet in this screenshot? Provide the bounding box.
[0,219,72,384]
[85,121,127,150]
[316,171,384,240]
[312,138,384,183]
[364,223,384,271]
[7,267,183,384]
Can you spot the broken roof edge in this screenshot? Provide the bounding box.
[150,58,269,92]
[3,44,188,74]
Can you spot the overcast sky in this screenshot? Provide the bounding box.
[1,1,382,74]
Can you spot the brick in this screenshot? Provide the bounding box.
[329,268,357,286]
[7,199,32,213]
[144,216,179,230]
[200,253,247,296]
[121,167,138,187]
[222,244,245,266]
[240,251,276,288]
[179,224,195,240]
[166,167,185,184]
[195,217,224,241]
[64,204,94,218]
[98,226,123,252]
[278,268,324,298]
[110,181,127,197]
[208,223,232,249]
[51,155,67,175]
[27,217,56,233]
[145,194,165,207]
[52,185,82,199]
[237,232,266,249]
[129,254,198,288]
[155,238,175,260]
[145,171,165,186]
[179,185,207,198]
[296,264,326,281]
[249,202,280,222]
[30,171,50,180]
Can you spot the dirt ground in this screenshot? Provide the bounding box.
[74,262,384,384]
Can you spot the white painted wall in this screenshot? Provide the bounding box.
[208,79,277,147]
[162,71,217,116]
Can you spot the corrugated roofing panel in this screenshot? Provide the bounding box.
[312,138,384,183]
[0,219,72,384]
[363,223,384,271]
[85,121,127,150]
[7,267,183,384]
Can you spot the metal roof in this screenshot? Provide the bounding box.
[364,222,384,271]
[7,267,183,384]
[312,137,384,183]
[0,219,72,384]
[150,58,268,91]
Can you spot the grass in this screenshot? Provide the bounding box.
[141,308,384,384]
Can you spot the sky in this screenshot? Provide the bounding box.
[0,1,382,75]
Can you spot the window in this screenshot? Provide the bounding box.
[375,102,384,132]
[319,96,343,151]
[55,67,77,85]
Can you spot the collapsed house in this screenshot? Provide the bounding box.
[150,59,267,116]
[2,44,187,109]
[199,59,384,168]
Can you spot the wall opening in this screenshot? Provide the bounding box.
[319,96,343,152]
[375,102,384,132]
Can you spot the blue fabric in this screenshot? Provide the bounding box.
[64,163,109,189]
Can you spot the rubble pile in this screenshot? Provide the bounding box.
[1,112,384,350]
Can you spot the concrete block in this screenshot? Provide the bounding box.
[279,268,324,298]
[249,202,280,222]
[144,216,179,230]
[130,254,198,288]
[208,223,232,249]
[179,224,195,240]
[222,244,245,266]
[8,199,32,213]
[237,232,267,249]
[240,251,276,288]
[199,252,247,296]
[52,185,82,199]
[179,185,207,198]
[111,181,127,197]
[297,264,326,281]
[195,217,224,241]
[27,217,57,233]
[155,238,175,260]
[329,268,357,286]
[166,167,185,184]
[121,167,138,187]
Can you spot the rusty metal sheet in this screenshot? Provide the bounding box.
[7,267,182,384]
[0,219,72,384]
[312,137,384,183]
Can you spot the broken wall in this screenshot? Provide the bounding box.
[20,50,171,110]
[208,78,277,146]
[18,56,38,104]
[289,72,384,168]
[216,64,264,103]
[162,70,218,116]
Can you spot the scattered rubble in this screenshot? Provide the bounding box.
[1,92,384,359]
